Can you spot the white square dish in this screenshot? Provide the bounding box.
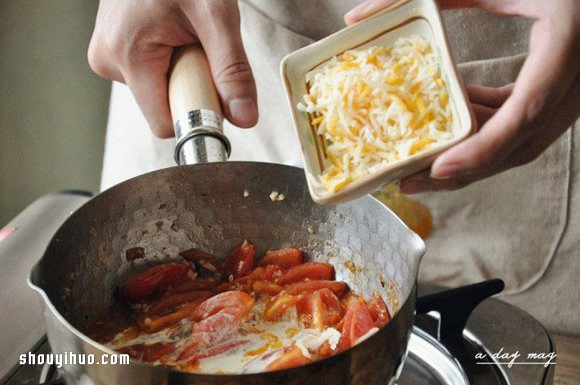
[280,0,476,205]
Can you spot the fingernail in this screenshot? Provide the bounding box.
[228,98,258,127]
[345,0,375,23]
[430,164,464,179]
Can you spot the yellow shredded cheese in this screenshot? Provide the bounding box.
[298,35,454,193]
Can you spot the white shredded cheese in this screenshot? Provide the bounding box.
[298,35,454,192]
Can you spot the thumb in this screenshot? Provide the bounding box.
[188,1,258,128]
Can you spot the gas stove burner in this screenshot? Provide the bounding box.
[400,328,470,385]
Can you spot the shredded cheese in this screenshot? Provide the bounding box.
[298,35,454,192]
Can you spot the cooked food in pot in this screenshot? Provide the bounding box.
[298,35,454,192]
[88,240,391,373]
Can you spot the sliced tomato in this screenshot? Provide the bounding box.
[262,265,285,282]
[252,280,284,296]
[222,240,256,281]
[297,288,342,330]
[121,263,193,301]
[247,266,266,280]
[277,262,335,285]
[317,340,334,358]
[146,290,214,316]
[367,291,391,327]
[285,280,349,298]
[192,291,255,321]
[138,300,204,333]
[168,278,218,293]
[319,288,343,325]
[264,292,302,321]
[258,247,304,268]
[267,344,312,371]
[217,277,253,294]
[337,296,374,351]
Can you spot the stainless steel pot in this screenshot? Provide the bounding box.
[28,45,426,385]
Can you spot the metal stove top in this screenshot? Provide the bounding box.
[0,193,555,385]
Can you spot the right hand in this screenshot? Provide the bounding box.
[88,0,258,138]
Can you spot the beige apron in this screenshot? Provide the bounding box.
[101,1,580,335]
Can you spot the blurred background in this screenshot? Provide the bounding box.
[0,0,111,226]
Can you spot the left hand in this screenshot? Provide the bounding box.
[345,0,580,194]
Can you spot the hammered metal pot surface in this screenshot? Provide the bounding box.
[29,162,425,385]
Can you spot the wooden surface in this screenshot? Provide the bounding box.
[553,333,580,385]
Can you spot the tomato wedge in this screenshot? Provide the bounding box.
[367,291,391,327]
[264,292,302,320]
[258,247,304,268]
[252,280,284,296]
[297,288,342,330]
[277,262,335,285]
[121,263,193,301]
[192,291,255,321]
[285,280,348,298]
[222,240,255,281]
[217,277,253,294]
[267,344,312,371]
[262,265,285,282]
[337,296,375,351]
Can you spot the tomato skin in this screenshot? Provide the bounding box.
[258,247,304,268]
[337,296,374,351]
[367,291,391,327]
[277,262,335,285]
[192,291,255,321]
[285,280,349,298]
[121,263,193,301]
[222,240,256,281]
[267,345,312,371]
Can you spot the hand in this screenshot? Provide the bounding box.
[88,0,258,138]
[345,0,580,193]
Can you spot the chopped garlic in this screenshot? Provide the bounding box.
[299,35,454,193]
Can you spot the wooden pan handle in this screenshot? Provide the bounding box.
[168,45,231,165]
